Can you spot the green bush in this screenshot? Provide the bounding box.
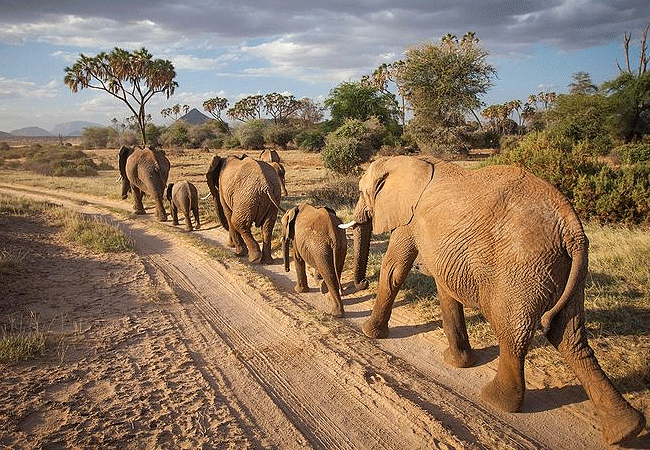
[13,146,100,177]
[0,142,9,151]
[264,124,295,149]
[612,143,650,165]
[294,129,326,152]
[486,131,650,224]
[307,176,359,208]
[82,126,117,149]
[235,119,266,150]
[160,122,190,148]
[321,117,385,175]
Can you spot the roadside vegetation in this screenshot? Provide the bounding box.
[0,195,133,362]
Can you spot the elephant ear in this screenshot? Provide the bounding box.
[205,155,229,231]
[118,146,134,178]
[282,206,299,241]
[371,156,434,234]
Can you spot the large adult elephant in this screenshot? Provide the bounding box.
[205,154,283,264]
[341,155,645,445]
[119,146,170,221]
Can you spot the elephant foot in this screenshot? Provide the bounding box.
[320,280,328,294]
[233,247,248,257]
[194,224,201,230]
[248,251,264,264]
[294,283,309,293]
[134,209,146,215]
[173,220,179,225]
[480,378,524,413]
[354,278,369,292]
[226,238,235,248]
[185,226,193,232]
[329,305,344,318]
[260,255,274,265]
[443,347,476,368]
[600,405,645,445]
[362,319,389,339]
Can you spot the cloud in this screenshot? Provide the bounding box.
[0,77,59,99]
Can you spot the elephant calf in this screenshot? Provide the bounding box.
[166,181,201,231]
[282,202,347,317]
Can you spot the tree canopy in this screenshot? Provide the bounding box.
[64,47,177,145]
[324,81,399,129]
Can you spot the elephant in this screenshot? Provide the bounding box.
[281,202,347,317]
[119,146,170,221]
[205,154,283,264]
[260,148,281,163]
[341,155,645,445]
[166,180,201,231]
[270,161,288,196]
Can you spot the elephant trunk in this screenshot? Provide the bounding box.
[283,238,291,272]
[352,222,372,290]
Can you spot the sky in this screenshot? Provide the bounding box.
[0,1,649,133]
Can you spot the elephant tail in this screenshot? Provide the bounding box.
[265,189,285,213]
[540,224,589,335]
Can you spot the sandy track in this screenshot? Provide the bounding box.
[1,182,647,449]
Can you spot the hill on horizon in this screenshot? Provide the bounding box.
[11,126,53,137]
[0,130,12,139]
[52,121,104,136]
[178,108,214,125]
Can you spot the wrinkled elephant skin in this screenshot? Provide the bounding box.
[119,146,170,221]
[348,155,645,445]
[205,154,282,264]
[281,202,347,317]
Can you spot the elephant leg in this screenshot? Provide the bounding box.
[192,205,201,230]
[362,227,417,338]
[132,187,146,214]
[293,253,309,293]
[480,344,526,413]
[316,256,344,318]
[237,227,262,263]
[546,298,645,445]
[259,218,275,264]
[438,287,475,368]
[183,205,193,231]
[171,204,179,225]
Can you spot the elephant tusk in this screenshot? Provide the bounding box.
[116,175,123,183]
[339,220,357,229]
[200,192,212,200]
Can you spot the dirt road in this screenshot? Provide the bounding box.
[1,182,647,449]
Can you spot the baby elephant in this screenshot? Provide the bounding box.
[166,181,201,231]
[282,202,347,317]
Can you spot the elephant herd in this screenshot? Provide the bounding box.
[118,146,645,445]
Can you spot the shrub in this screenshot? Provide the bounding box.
[236,119,266,150]
[611,143,650,165]
[82,126,117,149]
[160,122,190,148]
[321,117,385,175]
[264,124,295,149]
[188,121,228,148]
[16,146,100,177]
[486,130,650,224]
[294,129,326,152]
[0,142,9,151]
[307,175,359,208]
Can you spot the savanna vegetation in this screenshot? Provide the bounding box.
[1,24,648,406]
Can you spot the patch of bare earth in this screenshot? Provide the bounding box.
[0,182,648,449]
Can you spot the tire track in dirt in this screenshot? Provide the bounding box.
[1,182,613,449]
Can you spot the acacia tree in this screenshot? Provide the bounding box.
[604,22,650,142]
[203,97,229,124]
[324,81,399,129]
[363,61,408,129]
[227,95,263,122]
[398,32,496,152]
[264,93,301,124]
[161,103,189,121]
[64,47,177,145]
